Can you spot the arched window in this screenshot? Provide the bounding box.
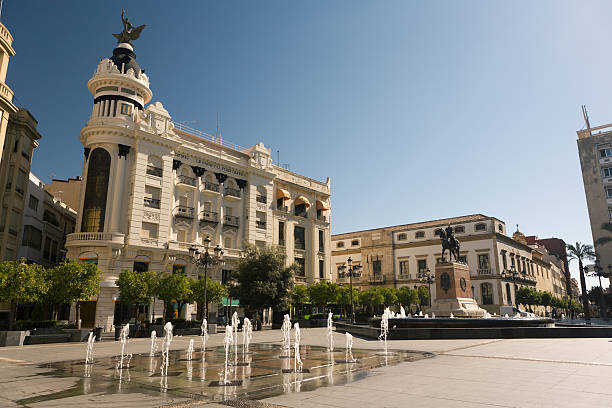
[81,148,111,232]
[397,233,407,241]
[481,283,493,305]
[475,223,486,231]
[415,231,425,238]
[506,283,512,305]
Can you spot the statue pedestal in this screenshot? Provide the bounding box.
[428,262,487,318]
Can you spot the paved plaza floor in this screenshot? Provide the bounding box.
[0,327,610,407]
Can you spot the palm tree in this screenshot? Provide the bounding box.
[594,222,612,247]
[566,242,595,323]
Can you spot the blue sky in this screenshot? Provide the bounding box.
[3,1,611,288]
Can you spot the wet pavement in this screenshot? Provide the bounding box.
[10,342,432,407]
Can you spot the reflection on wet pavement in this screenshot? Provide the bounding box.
[17,343,434,406]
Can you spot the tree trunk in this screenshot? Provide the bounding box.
[162,302,167,324]
[8,302,15,330]
[76,302,81,329]
[578,260,591,323]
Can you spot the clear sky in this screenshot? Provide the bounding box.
[3,1,611,288]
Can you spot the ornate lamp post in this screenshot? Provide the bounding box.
[501,265,526,309]
[189,237,224,322]
[589,259,609,320]
[417,268,434,307]
[338,257,362,324]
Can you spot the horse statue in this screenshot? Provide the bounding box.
[434,226,460,262]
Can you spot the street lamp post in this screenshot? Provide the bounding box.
[417,268,434,307]
[189,236,224,322]
[501,265,526,310]
[338,257,362,324]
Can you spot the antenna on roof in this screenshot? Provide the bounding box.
[277,150,280,166]
[0,0,4,21]
[582,105,592,136]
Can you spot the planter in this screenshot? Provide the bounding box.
[0,330,29,347]
[65,329,92,342]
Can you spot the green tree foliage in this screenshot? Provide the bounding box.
[306,281,339,309]
[116,269,159,306]
[540,291,553,313]
[44,261,101,328]
[566,242,595,321]
[156,272,193,322]
[358,288,384,314]
[0,259,47,330]
[379,287,398,306]
[289,284,309,317]
[417,286,430,307]
[397,287,419,309]
[230,244,296,315]
[189,276,227,306]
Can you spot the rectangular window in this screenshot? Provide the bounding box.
[141,222,158,239]
[278,221,285,246]
[502,252,507,270]
[28,196,39,211]
[319,230,324,252]
[22,225,42,249]
[603,167,612,178]
[177,230,187,242]
[319,259,325,279]
[222,269,232,284]
[120,103,132,115]
[294,226,305,250]
[295,257,305,276]
[399,260,409,276]
[256,211,266,229]
[133,261,149,272]
[225,237,233,249]
[9,210,20,236]
[607,188,612,198]
[372,259,382,276]
[600,148,612,158]
[43,237,51,260]
[417,259,427,274]
[478,254,490,273]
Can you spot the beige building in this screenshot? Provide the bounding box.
[0,20,17,163]
[45,176,82,212]
[0,109,41,261]
[65,36,331,331]
[577,110,612,286]
[332,214,566,315]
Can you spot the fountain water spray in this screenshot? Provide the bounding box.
[116,323,131,370]
[345,332,355,363]
[400,306,406,318]
[160,322,173,376]
[200,318,208,354]
[378,307,390,356]
[281,314,291,349]
[231,312,239,364]
[424,313,430,319]
[187,339,194,361]
[449,313,455,319]
[85,331,95,364]
[484,311,492,319]
[150,330,157,357]
[432,312,436,319]
[294,322,303,373]
[242,317,253,354]
[221,324,233,384]
[418,310,423,317]
[326,312,334,352]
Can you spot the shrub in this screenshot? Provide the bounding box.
[13,319,57,331]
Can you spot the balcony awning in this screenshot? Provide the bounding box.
[316,200,330,211]
[276,188,291,201]
[294,195,311,208]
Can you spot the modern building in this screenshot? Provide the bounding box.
[44,176,82,212]
[577,111,612,287]
[0,20,18,164]
[65,29,331,331]
[0,108,41,262]
[17,172,77,267]
[332,214,566,315]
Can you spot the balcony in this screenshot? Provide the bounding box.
[174,205,195,219]
[203,181,220,193]
[225,187,241,198]
[224,215,239,227]
[256,195,267,204]
[276,205,289,213]
[143,197,161,209]
[369,275,386,285]
[146,165,163,177]
[294,210,308,218]
[317,214,328,222]
[177,175,196,187]
[477,268,491,276]
[199,210,219,226]
[15,185,24,196]
[66,232,125,246]
[256,220,266,229]
[396,274,412,281]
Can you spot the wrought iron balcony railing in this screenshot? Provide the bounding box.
[225,187,241,198]
[146,165,163,177]
[256,195,267,204]
[174,205,195,219]
[256,220,266,229]
[199,210,219,224]
[224,215,239,227]
[369,274,386,284]
[144,197,161,209]
[177,175,196,186]
[204,181,220,192]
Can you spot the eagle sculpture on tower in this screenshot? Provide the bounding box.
[112,9,146,44]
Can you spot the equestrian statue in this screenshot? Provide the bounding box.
[434,226,461,262]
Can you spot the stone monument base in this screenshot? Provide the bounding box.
[427,297,487,318]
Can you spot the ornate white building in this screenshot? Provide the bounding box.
[66,37,331,331]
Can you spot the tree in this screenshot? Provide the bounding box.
[289,284,309,318]
[230,244,297,317]
[116,269,159,322]
[44,261,101,328]
[417,286,430,307]
[397,287,419,311]
[540,291,553,314]
[566,242,595,322]
[337,285,359,317]
[378,287,398,307]
[306,281,339,310]
[156,272,193,322]
[0,260,47,330]
[358,288,384,314]
[189,276,228,319]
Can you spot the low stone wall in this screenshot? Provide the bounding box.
[336,322,612,340]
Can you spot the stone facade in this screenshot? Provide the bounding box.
[0,21,17,164]
[44,176,82,212]
[65,41,331,331]
[332,214,565,315]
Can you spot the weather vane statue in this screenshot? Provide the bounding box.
[113,9,146,44]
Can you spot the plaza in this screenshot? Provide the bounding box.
[0,327,610,407]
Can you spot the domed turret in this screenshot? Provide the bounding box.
[512,225,527,245]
